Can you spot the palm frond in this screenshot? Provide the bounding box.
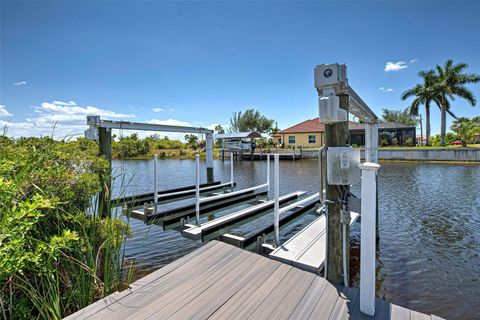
[450,86,477,106]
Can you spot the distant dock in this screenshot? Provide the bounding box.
[65,241,443,320]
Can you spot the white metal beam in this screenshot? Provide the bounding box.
[86,116,213,137]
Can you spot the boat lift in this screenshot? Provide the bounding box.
[265,63,380,316]
[84,116,217,216]
[128,152,276,229]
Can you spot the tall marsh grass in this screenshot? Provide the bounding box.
[0,136,131,319]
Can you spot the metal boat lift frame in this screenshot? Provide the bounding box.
[84,115,215,216]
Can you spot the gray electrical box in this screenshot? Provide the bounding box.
[327,147,361,185]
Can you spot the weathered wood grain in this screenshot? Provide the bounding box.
[66,241,443,320]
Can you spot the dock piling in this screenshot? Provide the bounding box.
[359,162,381,316]
[206,133,214,183]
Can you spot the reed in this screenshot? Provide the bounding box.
[0,136,132,319]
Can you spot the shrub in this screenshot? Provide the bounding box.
[0,137,130,319]
[404,138,414,146]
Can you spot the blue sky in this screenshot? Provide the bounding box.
[1,1,479,139]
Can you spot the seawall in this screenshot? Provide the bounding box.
[300,148,480,162]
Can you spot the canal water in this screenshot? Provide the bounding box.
[112,159,480,319]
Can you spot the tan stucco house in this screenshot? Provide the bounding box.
[275,118,416,148]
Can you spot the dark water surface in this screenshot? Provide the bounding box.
[112,159,480,319]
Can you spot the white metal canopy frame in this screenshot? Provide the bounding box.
[84,115,216,182]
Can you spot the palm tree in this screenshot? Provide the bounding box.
[401,71,443,146]
[435,60,480,146]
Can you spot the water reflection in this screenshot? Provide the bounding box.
[113,159,480,319]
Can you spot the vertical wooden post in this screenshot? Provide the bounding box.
[206,133,214,183]
[98,127,112,218]
[359,162,380,316]
[325,94,350,284]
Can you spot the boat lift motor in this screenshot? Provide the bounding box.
[315,63,348,124]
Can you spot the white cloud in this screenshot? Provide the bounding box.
[53,100,77,106]
[13,80,27,86]
[169,108,175,112]
[148,118,192,127]
[0,105,13,117]
[379,87,394,92]
[2,100,134,138]
[384,61,408,72]
[410,58,418,63]
[152,107,164,112]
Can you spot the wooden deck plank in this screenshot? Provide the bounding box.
[156,252,259,319]
[288,276,328,319]
[328,286,359,320]
[270,212,359,273]
[271,215,326,261]
[122,248,254,319]
[246,268,313,319]
[167,253,267,320]
[307,283,343,320]
[391,303,412,320]
[67,241,443,320]
[214,264,293,320]
[411,310,432,320]
[266,271,317,320]
[64,241,217,320]
[207,263,291,320]
[88,242,237,320]
[178,256,282,320]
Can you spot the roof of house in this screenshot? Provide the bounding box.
[279,118,414,134]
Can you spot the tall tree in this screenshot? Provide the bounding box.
[380,107,418,126]
[450,117,479,146]
[229,109,275,133]
[214,124,225,134]
[434,60,480,146]
[401,71,444,146]
[184,134,198,146]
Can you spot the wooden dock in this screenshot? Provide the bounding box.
[65,241,442,320]
[269,212,359,273]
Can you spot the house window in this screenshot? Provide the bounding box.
[288,136,296,144]
[308,135,316,144]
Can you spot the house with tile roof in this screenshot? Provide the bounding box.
[274,118,416,148]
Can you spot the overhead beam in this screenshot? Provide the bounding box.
[86,116,213,136]
[342,86,378,123]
